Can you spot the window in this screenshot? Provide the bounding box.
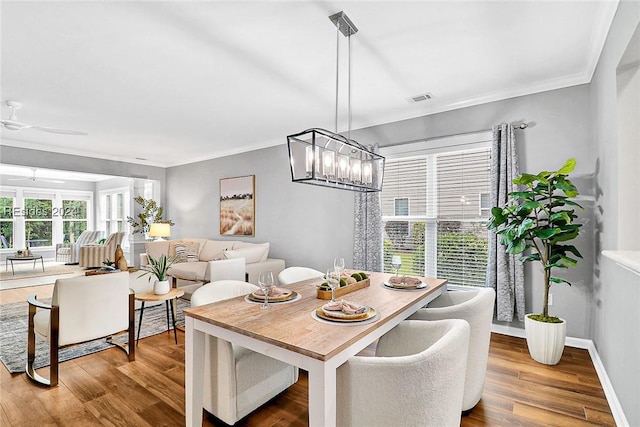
[100,188,129,237]
[0,196,14,249]
[24,195,54,247]
[380,132,492,287]
[479,192,491,216]
[62,198,88,243]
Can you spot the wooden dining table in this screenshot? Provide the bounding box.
[184,271,448,427]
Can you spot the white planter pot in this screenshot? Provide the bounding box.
[153,279,170,295]
[524,315,566,365]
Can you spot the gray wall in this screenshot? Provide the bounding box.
[166,145,354,273]
[354,84,595,339]
[590,1,640,424]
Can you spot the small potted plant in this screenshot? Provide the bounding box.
[138,254,178,295]
[488,158,583,365]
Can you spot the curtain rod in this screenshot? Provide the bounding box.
[384,122,529,149]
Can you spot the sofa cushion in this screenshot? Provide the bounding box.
[200,240,235,261]
[145,240,170,260]
[168,262,207,282]
[232,241,270,262]
[224,246,267,264]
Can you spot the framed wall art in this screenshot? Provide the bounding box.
[220,175,255,236]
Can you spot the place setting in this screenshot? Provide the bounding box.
[311,258,379,325]
[382,255,429,291]
[245,271,301,308]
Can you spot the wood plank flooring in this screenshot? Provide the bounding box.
[0,286,615,426]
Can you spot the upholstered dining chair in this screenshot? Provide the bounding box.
[79,231,125,268]
[190,280,299,425]
[55,230,103,264]
[336,319,470,427]
[26,272,135,387]
[408,287,496,414]
[277,266,324,286]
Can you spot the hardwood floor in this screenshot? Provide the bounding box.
[1,286,615,426]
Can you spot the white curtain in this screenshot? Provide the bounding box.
[486,123,525,321]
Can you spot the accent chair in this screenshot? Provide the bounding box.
[79,231,125,268]
[55,230,103,264]
[26,272,135,387]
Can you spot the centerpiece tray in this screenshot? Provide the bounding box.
[316,277,370,300]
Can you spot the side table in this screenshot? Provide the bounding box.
[134,288,185,345]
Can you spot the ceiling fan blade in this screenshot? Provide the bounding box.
[39,178,66,184]
[7,177,29,181]
[1,119,31,132]
[31,125,87,135]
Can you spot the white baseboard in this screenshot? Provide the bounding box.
[490,324,629,426]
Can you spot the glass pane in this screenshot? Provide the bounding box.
[394,198,409,216]
[437,150,491,220]
[117,220,124,232]
[24,199,53,219]
[63,220,87,243]
[383,220,426,276]
[0,197,14,219]
[117,193,124,219]
[0,221,13,248]
[437,221,488,287]
[25,220,53,247]
[62,199,87,219]
[105,195,112,219]
[106,221,112,235]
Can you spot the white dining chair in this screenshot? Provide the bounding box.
[408,287,496,414]
[336,319,470,427]
[277,266,324,286]
[190,280,299,425]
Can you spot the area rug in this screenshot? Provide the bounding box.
[0,264,78,281]
[0,298,189,373]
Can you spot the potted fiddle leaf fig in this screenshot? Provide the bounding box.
[488,158,583,365]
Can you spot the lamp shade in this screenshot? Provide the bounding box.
[149,223,171,239]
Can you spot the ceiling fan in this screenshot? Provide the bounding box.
[8,168,66,184]
[1,100,87,135]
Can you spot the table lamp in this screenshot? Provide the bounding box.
[149,223,171,241]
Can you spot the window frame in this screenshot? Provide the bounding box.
[380,131,492,287]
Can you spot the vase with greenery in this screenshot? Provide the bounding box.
[487,158,583,364]
[138,254,178,295]
[126,196,174,236]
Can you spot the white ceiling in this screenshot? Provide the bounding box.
[0,1,618,168]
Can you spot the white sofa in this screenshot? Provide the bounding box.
[139,238,285,285]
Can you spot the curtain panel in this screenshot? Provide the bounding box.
[486,123,525,321]
[353,145,383,272]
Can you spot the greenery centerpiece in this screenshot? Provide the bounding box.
[126,196,174,235]
[488,158,583,364]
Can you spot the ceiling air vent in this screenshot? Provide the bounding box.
[411,92,434,103]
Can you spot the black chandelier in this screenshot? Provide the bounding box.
[287,12,385,192]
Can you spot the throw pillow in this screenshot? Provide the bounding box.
[173,242,200,263]
[224,246,267,264]
[145,240,170,261]
[232,241,270,262]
